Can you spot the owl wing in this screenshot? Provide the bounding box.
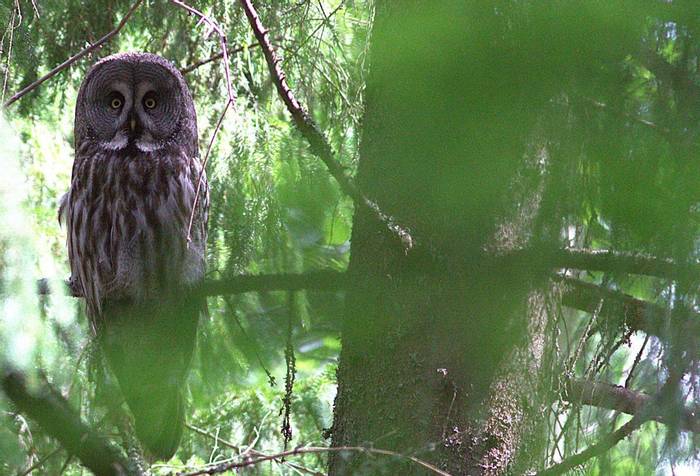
[63,151,110,325]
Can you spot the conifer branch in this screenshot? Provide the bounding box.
[537,374,682,476]
[179,444,451,476]
[3,0,143,108]
[1,370,132,476]
[238,0,415,251]
[565,379,700,432]
[168,0,236,246]
[559,276,700,339]
[195,270,347,297]
[549,248,679,279]
[181,42,261,75]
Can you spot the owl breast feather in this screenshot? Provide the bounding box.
[64,145,207,319]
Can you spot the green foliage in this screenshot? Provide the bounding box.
[1,0,699,474]
[1,0,362,473]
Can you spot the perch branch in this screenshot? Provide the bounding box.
[238,0,414,251]
[179,444,451,476]
[45,271,348,299]
[3,0,143,108]
[195,270,347,298]
[1,370,131,476]
[564,379,700,432]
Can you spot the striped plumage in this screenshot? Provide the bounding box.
[61,53,207,459]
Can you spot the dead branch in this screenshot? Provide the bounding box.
[2,0,143,108]
[1,370,132,476]
[238,0,414,251]
[565,379,700,432]
[178,444,451,476]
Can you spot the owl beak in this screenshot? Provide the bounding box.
[127,112,142,137]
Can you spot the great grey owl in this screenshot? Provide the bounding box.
[60,52,208,459]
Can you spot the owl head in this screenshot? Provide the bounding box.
[74,53,197,155]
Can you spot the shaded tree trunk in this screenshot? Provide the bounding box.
[329,1,558,474]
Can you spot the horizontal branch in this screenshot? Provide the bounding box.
[1,370,131,476]
[549,248,679,280]
[559,276,700,339]
[40,271,348,300]
[195,270,348,297]
[45,250,699,343]
[44,247,698,299]
[3,0,143,108]
[186,423,325,475]
[565,378,700,432]
[536,416,644,476]
[181,42,261,75]
[181,444,451,476]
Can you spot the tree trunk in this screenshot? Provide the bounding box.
[329,1,556,474]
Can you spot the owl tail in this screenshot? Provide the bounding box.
[128,389,185,460]
[100,298,200,461]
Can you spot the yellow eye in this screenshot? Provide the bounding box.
[144,97,157,109]
[110,97,122,109]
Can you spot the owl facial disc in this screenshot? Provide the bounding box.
[75,53,196,156]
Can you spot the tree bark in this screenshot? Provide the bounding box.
[329,2,556,473]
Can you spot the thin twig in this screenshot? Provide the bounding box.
[3,0,143,108]
[168,0,236,245]
[238,0,414,251]
[168,0,234,104]
[181,43,261,75]
[584,97,671,137]
[178,445,452,476]
[1,6,17,104]
[17,446,63,476]
[624,334,650,389]
[186,100,229,244]
[186,423,325,475]
[538,374,682,476]
[536,417,645,476]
